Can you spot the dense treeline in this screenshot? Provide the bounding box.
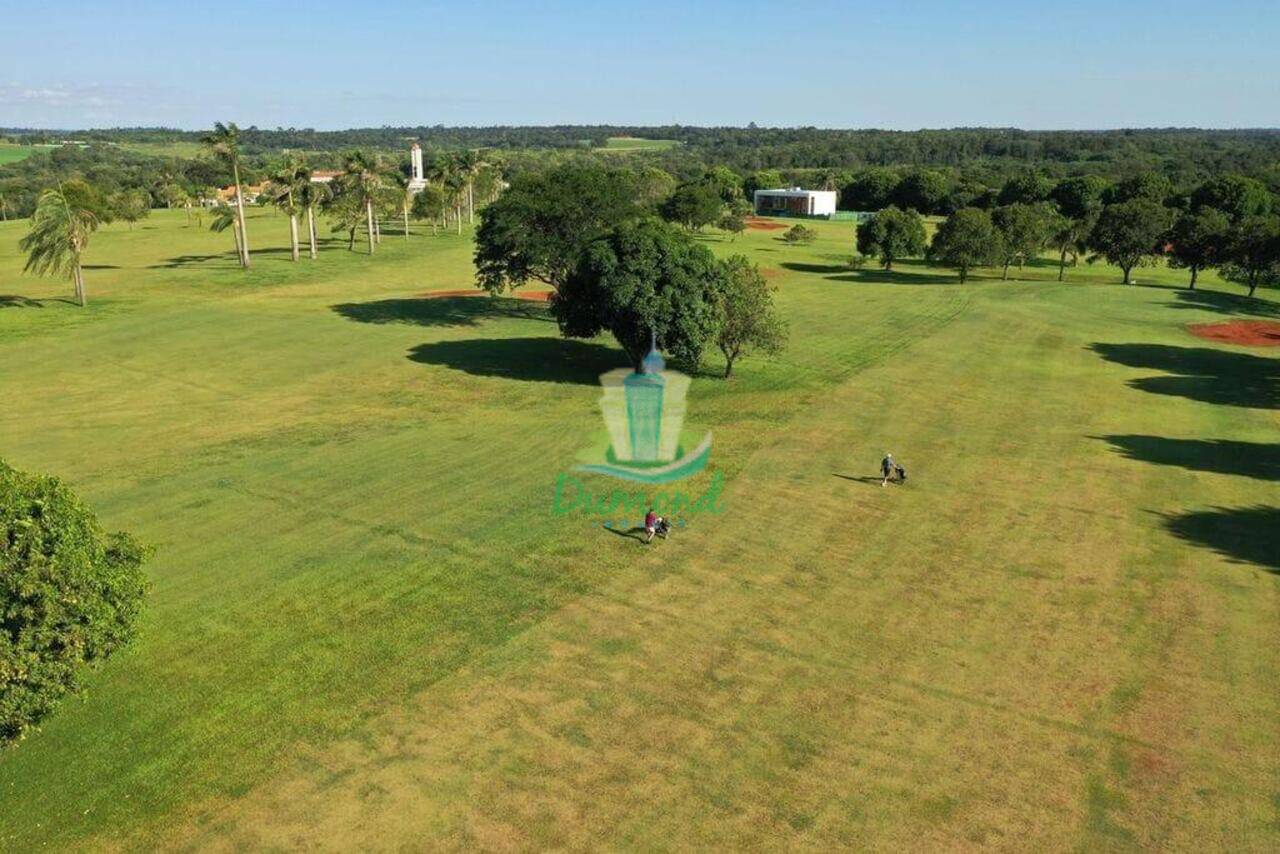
[5,126,1280,220]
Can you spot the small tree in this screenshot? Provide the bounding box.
[209,203,243,259]
[110,188,151,231]
[553,219,724,371]
[1088,199,1171,284]
[0,460,148,742]
[718,206,747,241]
[411,184,447,236]
[19,183,101,307]
[992,203,1053,279]
[928,207,1002,283]
[714,256,787,378]
[1167,207,1231,289]
[855,205,926,270]
[1220,214,1280,297]
[783,224,817,244]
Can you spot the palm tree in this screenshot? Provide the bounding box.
[444,170,467,235]
[429,153,465,229]
[457,149,485,224]
[209,203,243,262]
[202,122,250,268]
[19,185,100,307]
[266,158,311,262]
[339,150,386,255]
[297,179,329,259]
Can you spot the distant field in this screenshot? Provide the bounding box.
[0,143,48,165]
[0,211,1276,850]
[601,136,680,151]
[114,140,208,158]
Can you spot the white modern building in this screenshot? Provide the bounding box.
[753,187,838,218]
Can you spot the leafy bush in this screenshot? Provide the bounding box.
[1,461,148,743]
[783,224,817,244]
[845,254,868,270]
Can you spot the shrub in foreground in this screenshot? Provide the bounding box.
[1,460,148,743]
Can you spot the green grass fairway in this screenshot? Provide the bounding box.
[0,143,46,165]
[602,136,681,151]
[0,211,1276,850]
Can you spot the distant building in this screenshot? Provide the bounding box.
[310,170,341,184]
[408,143,428,193]
[215,182,269,205]
[753,187,838,218]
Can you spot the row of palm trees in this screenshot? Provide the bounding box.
[14,122,501,306]
[205,122,500,269]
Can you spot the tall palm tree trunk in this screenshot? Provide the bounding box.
[73,260,86,307]
[307,207,318,259]
[232,160,250,268]
[455,203,462,235]
[232,217,244,261]
[467,181,474,224]
[289,213,300,261]
[403,205,410,240]
[366,199,376,254]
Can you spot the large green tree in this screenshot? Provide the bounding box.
[0,460,148,743]
[714,256,788,378]
[1190,175,1272,223]
[856,205,926,270]
[997,173,1054,206]
[841,168,899,212]
[553,219,724,370]
[18,183,101,307]
[992,202,1054,279]
[201,122,250,268]
[474,164,643,294]
[928,207,1002,283]
[661,181,724,231]
[893,169,950,215]
[1088,199,1171,284]
[1167,207,1231,289]
[1221,214,1280,297]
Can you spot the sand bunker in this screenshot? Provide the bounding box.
[745,217,787,231]
[1187,320,1280,347]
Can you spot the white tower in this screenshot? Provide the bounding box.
[408,143,427,193]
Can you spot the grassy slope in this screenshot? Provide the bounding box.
[0,211,1276,850]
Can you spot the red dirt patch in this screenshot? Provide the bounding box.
[745,216,787,231]
[760,268,782,279]
[1187,320,1280,347]
[423,289,552,302]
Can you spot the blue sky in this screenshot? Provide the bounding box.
[3,0,1278,130]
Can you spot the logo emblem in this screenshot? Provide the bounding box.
[575,343,711,484]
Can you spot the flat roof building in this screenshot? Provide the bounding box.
[753,187,838,218]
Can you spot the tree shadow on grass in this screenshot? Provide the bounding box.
[407,336,627,384]
[333,296,552,328]
[1089,343,1278,410]
[780,262,956,285]
[1166,288,1280,318]
[0,295,78,308]
[1096,435,1280,481]
[1161,505,1279,573]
